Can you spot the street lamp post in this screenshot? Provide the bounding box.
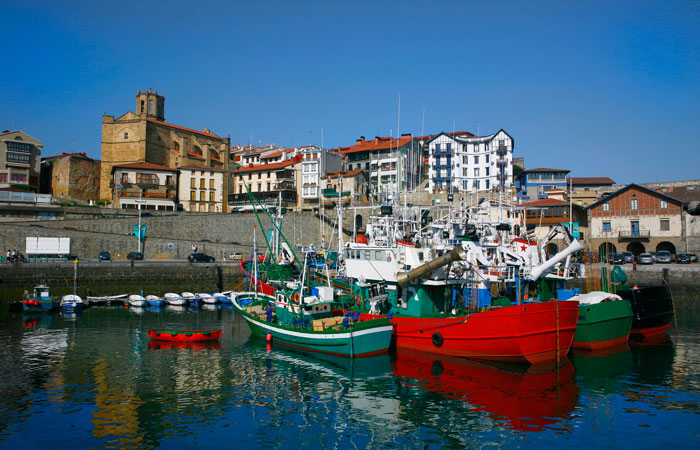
[137,190,143,253]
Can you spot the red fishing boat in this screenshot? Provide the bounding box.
[149,340,222,350]
[149,329,222,342]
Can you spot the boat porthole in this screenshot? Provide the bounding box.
[523,307,527,311]
[587,308,590,312]
[432,331,444,347]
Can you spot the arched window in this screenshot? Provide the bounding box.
[173,141,180,150]
[141,100,144,113]
[193,145,202,155]
[148,100,154,114]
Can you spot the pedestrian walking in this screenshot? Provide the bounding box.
[11,249,16,262]
[5,250,9,263]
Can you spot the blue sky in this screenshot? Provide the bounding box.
[1,0,698,184]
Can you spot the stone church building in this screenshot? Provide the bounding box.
[100,90,230,211]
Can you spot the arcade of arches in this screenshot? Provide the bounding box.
[596,241,677,256]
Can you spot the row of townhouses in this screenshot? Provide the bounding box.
[2,90,698,254]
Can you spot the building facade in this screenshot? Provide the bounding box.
[40,152,100,203]
[111,162,178,210]
[426,130,514,193]
[518,168,570,203]
[178,166,226,212]
[338,135,422,198]
[100,90,230,209]
[587,184,684,256]
[230,155,302,210]
[300,146,342,208]
[0,130,43,192]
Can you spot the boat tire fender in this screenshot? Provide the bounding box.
[432,331,444,347]
[291,293,300,303]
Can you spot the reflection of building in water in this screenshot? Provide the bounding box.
[91,357,144,445]
[174,347,225,394]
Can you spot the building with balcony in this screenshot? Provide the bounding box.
[518,168,570,203]
[111,162,178,210]
[230,155,302,210]
[0,130,43,192]
[40,152,100,204]
[321,169,367,208]
[178,165,226,212]
[520,198,588,245]
[587,183,685,256]
[101,89,230,208]
[336,134,422,198]
[426,130,514,193]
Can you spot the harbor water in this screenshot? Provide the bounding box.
[1,306,699,449]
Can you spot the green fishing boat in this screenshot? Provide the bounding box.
[565,291,633,350]
[232,291,393,358]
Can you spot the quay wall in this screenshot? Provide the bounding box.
[0,210,326,261]
[0,262,246,315]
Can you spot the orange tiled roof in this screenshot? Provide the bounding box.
[325,169,364,179]
[187,152,205,160]
[340,136,415,155]
[177,165,225,172]
[111,162,177,172]
[147,118,220,139]
[520,198,568,207]
[233,155,302,174]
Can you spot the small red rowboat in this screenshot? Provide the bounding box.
[149,329,222,342]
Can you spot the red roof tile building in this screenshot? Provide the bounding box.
[100,90,230,210]
[110,162,178,210]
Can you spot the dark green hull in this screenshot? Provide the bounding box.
[573,300,633,350]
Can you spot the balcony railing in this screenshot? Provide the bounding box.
[619,230,651,239]
[119,190,175,199]
[229,189,297,205]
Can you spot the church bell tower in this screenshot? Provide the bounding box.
[136,89,165,121]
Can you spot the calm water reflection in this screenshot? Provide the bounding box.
[1,307,699,449]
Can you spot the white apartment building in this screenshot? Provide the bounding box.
[427,130,514,193]
[178,165,226,212]
[300,146,342,205]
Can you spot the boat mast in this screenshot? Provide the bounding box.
[253,226,258,299]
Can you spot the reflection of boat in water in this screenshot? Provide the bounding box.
[391,349,579,432]
[569,344,634,395]
[265,344,393,380]
[148,340,222,351]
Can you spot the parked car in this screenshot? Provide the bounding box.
[98,251,111,261]
[127,251,144,260]
[610,253,625,264]
[188,253,215,263]
[676,253,692,264]
[622,251,635,264]
[655,250,672,263]
[637,253,654,265]
[62,226,78,230]
[649,251,657,262]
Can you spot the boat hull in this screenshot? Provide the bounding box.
[149,329,222,342]
[234,296,392,358]
[388,301,579,364]
[618,286,674,339]
[572,300,633,350]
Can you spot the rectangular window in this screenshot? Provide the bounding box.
[122,173,130,184]
[474,168,480,177]
[474,156,479,164]
[485,154,489,163]
[660,200,668,209]
[0,173,7,183]
[602,222,611,232]
[602,202,610,212]
[210,179,215,189]
[473,144,479,152]
[200,179,205,188]
[435,143,440,151]
[485,167,489,176]
[463,168,468,177]
[485,180,490,189]
[446,143,451,151]
[210,191,215,202]
[660,219,670,231]
[199,191,205,201]
[463,155,468,164]
[630,199,638,210]
[10,173,27,183]
[475,180,480,189]
[166,175,173,186]
[6,152,30,164]
[136,173,158,185]
[190,191,196,201]
[463,180,469,190]
[7,141,31,152]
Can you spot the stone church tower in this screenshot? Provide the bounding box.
[100,90,230,209]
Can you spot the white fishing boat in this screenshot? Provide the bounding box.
[197,293,218,304]
[60,294,85,311]
[164,292,187,306]
[128,294,147,307]
[181,292,201,305]
[145,295,165,307]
